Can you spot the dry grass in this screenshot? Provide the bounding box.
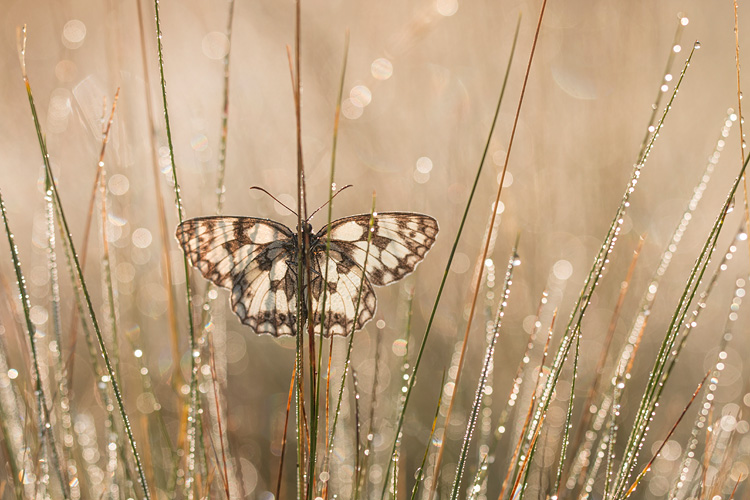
[0,1,748,499]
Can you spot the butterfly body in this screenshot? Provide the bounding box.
[176,212,438,337]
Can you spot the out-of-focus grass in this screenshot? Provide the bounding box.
[0,2,749,500]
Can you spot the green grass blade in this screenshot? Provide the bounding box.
[327,194,376,466]
[449,240,520,500]
[379,12,522,496]
[152,0,205,494]
[519,44,700,486]
[552,326,581,495]
[17,33,150,497]
[410,371,445,500]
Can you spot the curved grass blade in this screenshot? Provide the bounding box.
[552,323,581,496]
[326,194,377,472]
[411,371,445,500]
[152,0,207,494]
[449,239,520,500]
[621,373,708,499]
[17,26,150,499]
[569,112,735,500]
[383,7,527,497]
[611,89,750,500]
[521,44,700,497]
[427,17,522,496]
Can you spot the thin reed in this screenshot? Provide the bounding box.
[0,3,749,500]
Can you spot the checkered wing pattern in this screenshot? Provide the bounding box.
[176,216,300,337]
[177,212,438,337]
[309,212,439,336]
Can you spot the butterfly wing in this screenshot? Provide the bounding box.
[307,249,377,336]
[175,216,301,336]
[319,212,439,285]
[308,212,439,336]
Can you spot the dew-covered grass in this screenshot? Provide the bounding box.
[0,2,749,500]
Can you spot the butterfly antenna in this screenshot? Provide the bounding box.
[250,186,298,216]
[307,184,353,221]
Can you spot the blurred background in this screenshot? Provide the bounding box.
[0,0,749,498]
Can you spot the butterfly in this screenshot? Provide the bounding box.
[175,201,438,337]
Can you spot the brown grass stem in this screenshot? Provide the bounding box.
[498,309,556,500]
[136,0,184,393]
[426,14,523,498]
[276,361,297,500]
[508,413,546,500]
[733,0,750,269]
[622,372,709,499]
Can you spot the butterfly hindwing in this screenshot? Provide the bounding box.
[308,249,377,336]
[176,216,301,336]
[230,244,300,337]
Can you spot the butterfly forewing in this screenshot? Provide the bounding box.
[319,212,439,286]
[176,216,302,336]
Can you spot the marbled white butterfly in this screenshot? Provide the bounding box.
[176,204,438,337]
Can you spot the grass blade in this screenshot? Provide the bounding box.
[17,26,150,500]
[410,372,445,500]
[152,0,207,494]
[426,16,522,495]
[382,7,526,496]
[449,239,520,500]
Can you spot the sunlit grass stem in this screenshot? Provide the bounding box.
[427,16,521,496]
[152,0,206,494]
[449,239,520,500]
[313,29,350,500]
[612,96,750,500]
[382,10,525,498]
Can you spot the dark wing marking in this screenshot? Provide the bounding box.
[230,245,300,337]
[308,250,377,337]
[175,216,301,336]
[316,212,439,286]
